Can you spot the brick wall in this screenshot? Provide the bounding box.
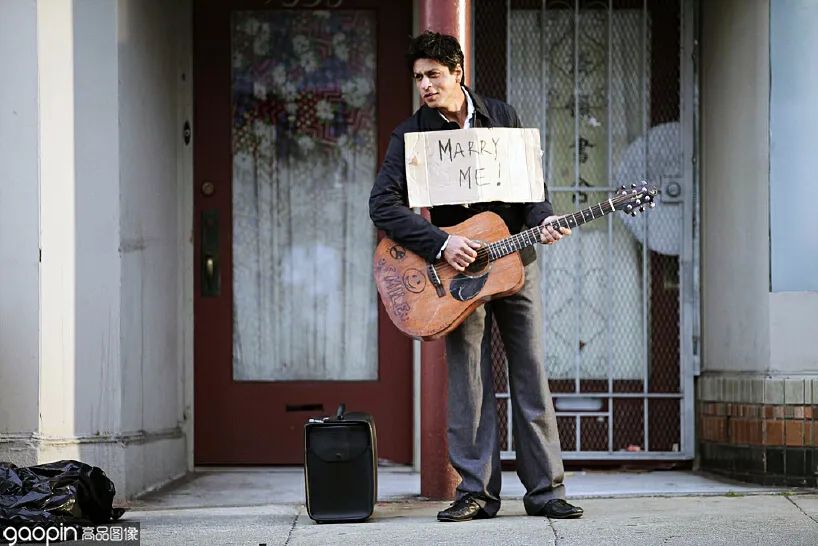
[698,375,818,486]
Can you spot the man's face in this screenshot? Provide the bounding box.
[412,58,462,110]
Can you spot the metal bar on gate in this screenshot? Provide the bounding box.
[562,451,689,460]
[504,0,513,462]
[549,185,628,193]
[553,392,683,398]
[539,0,549,454]
[556,412,609,417]
[539,0,550,453]
[575,416,581,452]
[541,0,548,179]
[573,0,581,397]
[681,0,699,458]
[503,451,690,460]
[507,396,513,454]
[506,0,511,103]
[503,0,516,458]
[679,0,691,458]
[606,0,614,456]
[641,0,650,453]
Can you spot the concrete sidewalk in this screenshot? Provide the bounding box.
[125,469,818,545]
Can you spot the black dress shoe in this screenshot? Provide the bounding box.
[538,499,584,519]
[437,495,492,522]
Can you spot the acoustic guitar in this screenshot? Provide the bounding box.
[373,184,658,340]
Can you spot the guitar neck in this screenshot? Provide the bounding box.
[486,198,618,261]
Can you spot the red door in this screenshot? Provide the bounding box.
[194,0,413,464]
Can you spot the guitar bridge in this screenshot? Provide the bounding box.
[427,264,445,298]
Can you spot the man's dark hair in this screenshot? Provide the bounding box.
[406,31,464,75]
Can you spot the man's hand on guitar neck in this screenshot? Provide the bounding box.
[539,215,572,245]
[442,215,571,272]
[443,235,483,272]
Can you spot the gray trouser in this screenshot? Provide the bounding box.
[445,259,565,516]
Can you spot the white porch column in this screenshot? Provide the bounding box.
[34,0,127,479]
[26,0,127,477]
[37,0,79,446]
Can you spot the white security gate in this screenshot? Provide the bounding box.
[474,0,698,460]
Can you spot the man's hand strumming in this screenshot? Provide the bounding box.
[443,235,482,272]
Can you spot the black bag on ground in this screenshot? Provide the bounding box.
[304,404,377,523]
[0,460,124,524]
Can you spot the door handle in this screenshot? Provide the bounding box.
[201,210,220,297]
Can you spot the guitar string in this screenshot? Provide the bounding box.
[432,201,614,269]
[430,223,578,282]
[417,192,652,282]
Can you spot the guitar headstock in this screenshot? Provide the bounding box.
[614,182,659,217]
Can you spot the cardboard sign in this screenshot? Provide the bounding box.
[404,127,545,208]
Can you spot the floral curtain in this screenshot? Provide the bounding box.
[231,10,378,381]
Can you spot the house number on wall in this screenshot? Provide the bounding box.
[279,0,343,7]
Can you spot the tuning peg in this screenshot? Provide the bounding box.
[649,202,656,208]
[631,211,637,217]
[620,185,626,191]
[645,195,652,202]
[639,206,645,212]
[631,183,636,188]
[635,199,641,205]
[625,204,633,212]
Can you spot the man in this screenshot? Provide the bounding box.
[369,31,583,521]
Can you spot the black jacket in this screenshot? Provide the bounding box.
[369,87,553,263]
